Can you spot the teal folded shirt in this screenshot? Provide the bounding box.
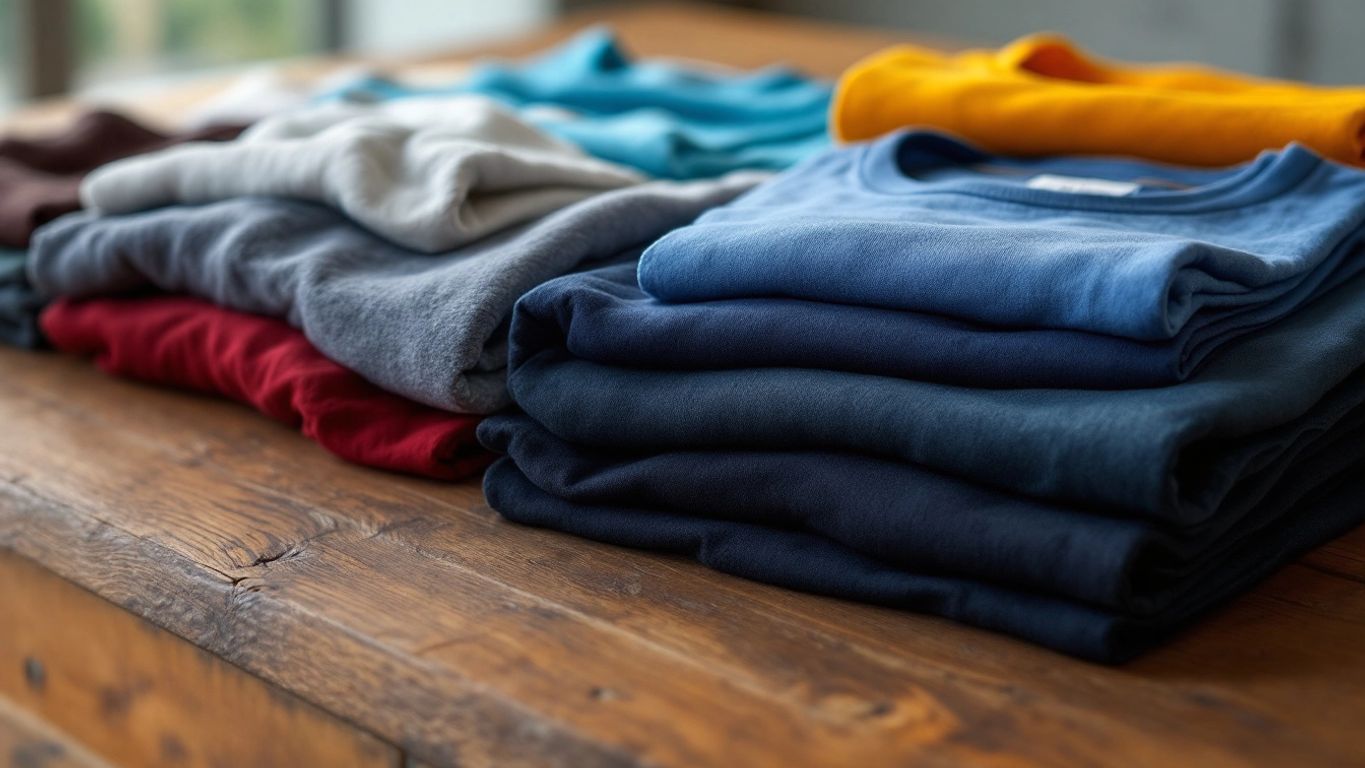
[323,28,832,179]
[639,131,1365,349]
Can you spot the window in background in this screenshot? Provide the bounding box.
[344,0,553,56]
[73,0,330,90]
[0,0,554,112]
[0,0,15,108]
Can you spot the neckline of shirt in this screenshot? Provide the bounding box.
[855,129,1324,214]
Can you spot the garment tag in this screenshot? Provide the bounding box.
[1025,174,1140,196]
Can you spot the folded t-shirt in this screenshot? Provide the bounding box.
[639,131,1365,344]
[0,110,244,248]
[0,248,43,348]
[481,416,1365,663]
[517,262,1237,388]
[31,174,761,413]
[324,28,833,179]
[80,96,644,253]
[506,266,1365,523]
[0,112,245,348]
[834,34,1365,167]
[483,400,1365,616]
[41,295,490,479]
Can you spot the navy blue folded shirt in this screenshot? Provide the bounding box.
[481,399,1364,616]
[519,262,1242,389]
[639,131,1365,360]
[481,423,1365,663]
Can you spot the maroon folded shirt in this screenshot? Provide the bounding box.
[41,295,491,480]
[0,111,244,247]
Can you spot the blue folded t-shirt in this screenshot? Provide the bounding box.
[323,28,832,179]
[638,130,1365,347]
[518,262,1240,389]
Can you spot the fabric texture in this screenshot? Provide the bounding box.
[481,408,1365,616]
[0,110,244,248]
[639,131,1365,347]
[506,266,1365,523]
[0,111,244,348]
[32,174,761,412]
[834,33,1365,167]
[517,262,1230,388]
[0,248,43,348]
[41,295,491,479]
[324,28,833,179]
[483,263,1365,661]
[80,96,644,253]
[479,413,1365,663]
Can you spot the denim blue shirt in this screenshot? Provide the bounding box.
[639,130,1365,342]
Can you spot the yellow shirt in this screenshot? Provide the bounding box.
[833,34,1365,167]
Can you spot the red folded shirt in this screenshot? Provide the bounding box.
[41,295,491,480]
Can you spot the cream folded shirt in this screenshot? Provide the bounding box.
[80,96,646,252]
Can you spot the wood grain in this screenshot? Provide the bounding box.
[3,4,1365,766]
[0,551,399,768]
[0,695,114,768]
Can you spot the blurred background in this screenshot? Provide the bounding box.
[2,0,1362,112]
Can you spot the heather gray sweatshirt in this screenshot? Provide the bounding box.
[80,96,644,252]
[31,174,761,412]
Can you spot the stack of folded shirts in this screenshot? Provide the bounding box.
[9,28,1365,661]
[0,111,244,347]
[481,127,1365,662]
[18,33,808,477]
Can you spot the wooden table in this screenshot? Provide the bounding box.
[3,4,1364,766]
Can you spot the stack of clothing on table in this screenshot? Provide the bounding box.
[0,111,244,346]
[479,37,1365,662]
[9,31,824,479]
[7,27,1365,662]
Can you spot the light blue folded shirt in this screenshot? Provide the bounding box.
[638,130,1365,343]
[321,28,832,179]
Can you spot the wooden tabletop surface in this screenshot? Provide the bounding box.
[3,3,1365,767]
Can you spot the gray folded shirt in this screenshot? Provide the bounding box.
[30,174,761,412]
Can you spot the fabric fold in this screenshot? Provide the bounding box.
[80,96,644,252]
[32,174,762,412]
[0,110,244,249]
[1,111,245,349]
[480,402,1364,616]
[322,28,833,179]
[0,249,43,348]
[481,442,1365,663]
[517,262,1227,389]
[834,33,1365,167]
[638,131,1365,344]
[41,295,490,479]
[507,265,1365,523]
